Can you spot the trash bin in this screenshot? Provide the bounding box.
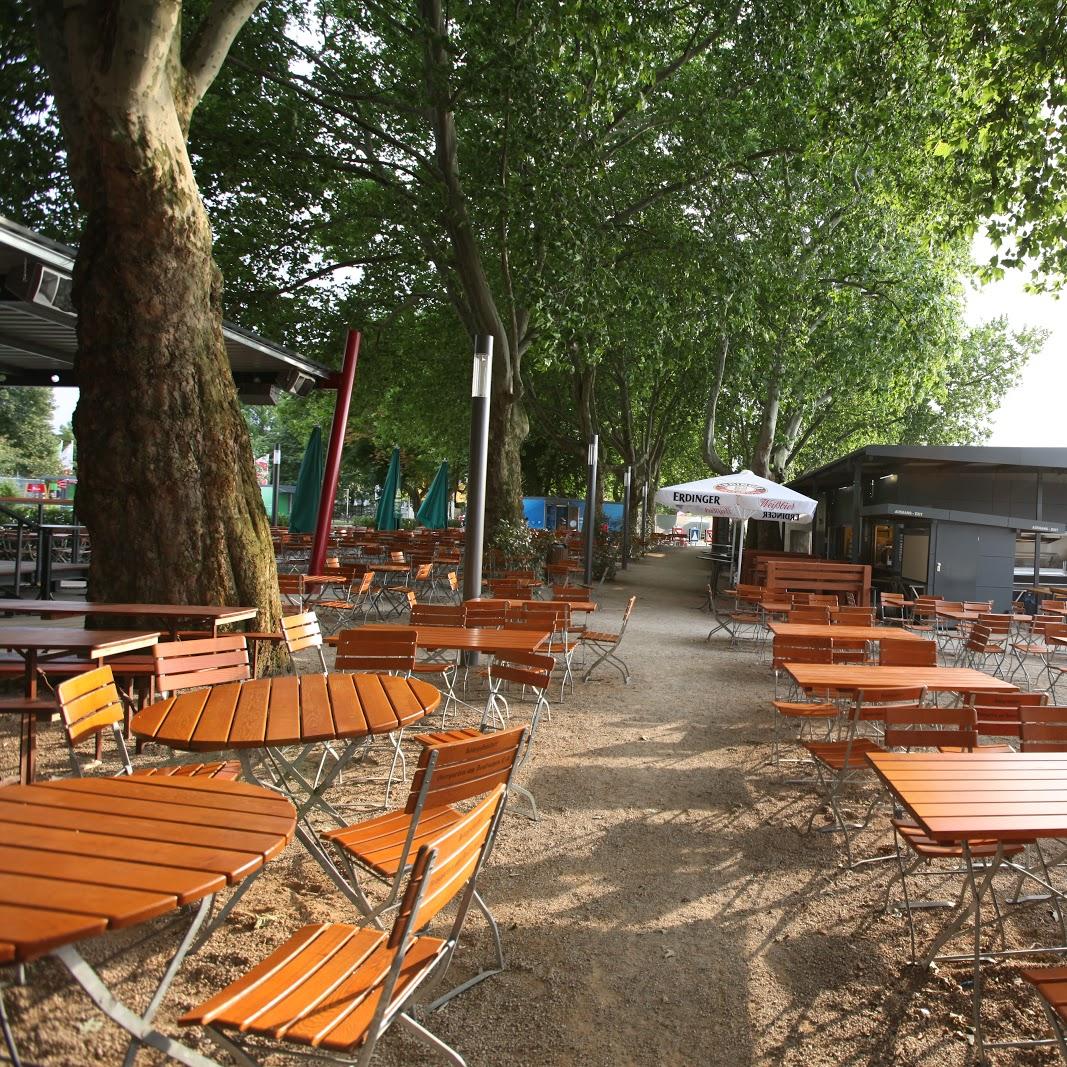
[548,542,567,565]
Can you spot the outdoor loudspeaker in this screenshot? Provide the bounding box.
[5,260,74,315]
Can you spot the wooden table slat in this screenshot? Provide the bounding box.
[264,675,300,744]
[0,844,224,904]
[149,689,211,746]
[324,673,368,735]
[227,677,272,745]
[354,674,401,733]
[768,622,922,642]
[785,664,1017,693]
[194,683,244,749]
[298,673,336,741]
[0,902,108,958]
[0,872,176,929]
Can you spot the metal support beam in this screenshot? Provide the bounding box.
[584,435,598,586]
[310,330,360,575]
[621,465,632,570]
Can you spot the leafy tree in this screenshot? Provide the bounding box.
[0,387,61,475]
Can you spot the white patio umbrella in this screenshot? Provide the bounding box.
[655,470,817,584]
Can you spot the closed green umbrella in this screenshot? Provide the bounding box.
[416,461,450,529]
[375,447,401,531]
[288,426,324,533]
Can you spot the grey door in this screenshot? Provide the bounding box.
[932,522,1015,610]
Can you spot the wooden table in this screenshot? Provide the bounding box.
[0,774,295,1066]
[0,600,257,638]
[328,624,551,655]
[868,751,1067,1054]
[131,673,440,912]
[0,626,161,784]
[783,663,1017,694]
[769,622,922,642]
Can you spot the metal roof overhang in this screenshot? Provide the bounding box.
[0,215,335,404]
[790,444,1067,494]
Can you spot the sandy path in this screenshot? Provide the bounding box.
[3,548,1058,1064]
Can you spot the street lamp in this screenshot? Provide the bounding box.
[270,443,281,525]
[462,336,493,618]
[583,434,598,586]
[622,464,632,570]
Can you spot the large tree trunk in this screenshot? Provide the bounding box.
[485,389,527,531]
[32,0,280,648]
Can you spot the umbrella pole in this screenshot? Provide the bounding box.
[735,518,748,587]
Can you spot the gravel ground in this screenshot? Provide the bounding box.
[1,549,1063,1065]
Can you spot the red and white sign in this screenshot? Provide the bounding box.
[25,483,46,494]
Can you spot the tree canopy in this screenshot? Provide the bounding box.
[0,0,1055,544]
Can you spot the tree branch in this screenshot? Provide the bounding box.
[183,0,262,114]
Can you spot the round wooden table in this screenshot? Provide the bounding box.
[130,673,441,915]
[130,673,439,751]
[0,774,295,1066]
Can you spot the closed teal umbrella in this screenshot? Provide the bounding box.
[288,427,324,533]
[416,461,450,529]
[375,447,401,531]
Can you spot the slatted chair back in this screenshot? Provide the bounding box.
[831,637,867,664]
[488,580,529,599]
[832,607,876,625]
[977,613,1012,636]
[964,690,1045,740]
[489,650,555,693]
[445,571,460,599]
[552,586,593,604]
[522,600,570,635]
[545,562,571,585]
[405,726,526,815]
[734,583,764,604]
[153,635,250,695]
[850,686,927,723]
[56,666,130,773]
[884,704,977,751]
[788,592,811,606]
[389,551,407,564]
[505,569,538,582]
[463,600,509,628]
[788,606,831,625]
[964,600,994,613]
[771,635,832,669]
[335,627,417,674]
[964,623,1000,655]
[411,604,464,626]
[879,640,937,667]
[810,594,839,607]
[278,573,306,608]
[1020,706,1067,752]
[912,596,942,621]
[281,611,327,673]
[1040,599,1067,612]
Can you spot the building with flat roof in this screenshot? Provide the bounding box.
[788,445,1067,608]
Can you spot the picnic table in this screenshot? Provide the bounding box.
[768,622,922,643]
[131,673,440,912]
[867,751,1067,1056]
[783,663,1017,694]
[0,774,295,1066]
[0,626,161,783]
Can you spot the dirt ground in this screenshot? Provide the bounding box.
[2,548,1063,1065]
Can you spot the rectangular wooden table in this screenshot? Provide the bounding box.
[327,624,551,655]
[868,751,1067,1055]
[0,600,256,638]
[769,622,922,642]
[0,626,161,783]
[0,774,295,1066]
[783,663,1017,693]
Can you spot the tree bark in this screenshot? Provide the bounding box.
[32,0,280,652]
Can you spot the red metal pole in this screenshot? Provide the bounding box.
[310,329,360,574]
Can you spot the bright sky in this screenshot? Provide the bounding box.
[966,241,1065,446]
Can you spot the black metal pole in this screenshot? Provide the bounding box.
[270,443,281,526]
[583,434,598,586]
[462,336,493,661]
[621,465,632,570]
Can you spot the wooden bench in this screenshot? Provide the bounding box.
[764,559,872,606]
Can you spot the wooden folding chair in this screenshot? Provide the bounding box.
[278,573,309,611]
[1020,706,1067,751]
[803,687,927,867]
[463,600,509,628]
[788,606,831,624]
[56,666,239,780]
[322,728,525,925]
[183,790,508,1065]
[582,596,636,683]
[879,592,909,625]
[831,607,876,625]
[771,635,832,699]
[316,570,375,634]
[152,635,250,697]
[334,628,423,798]
[281,611,328,673]
[879,639,937,667]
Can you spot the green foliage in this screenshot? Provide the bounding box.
[0,388,61,476]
